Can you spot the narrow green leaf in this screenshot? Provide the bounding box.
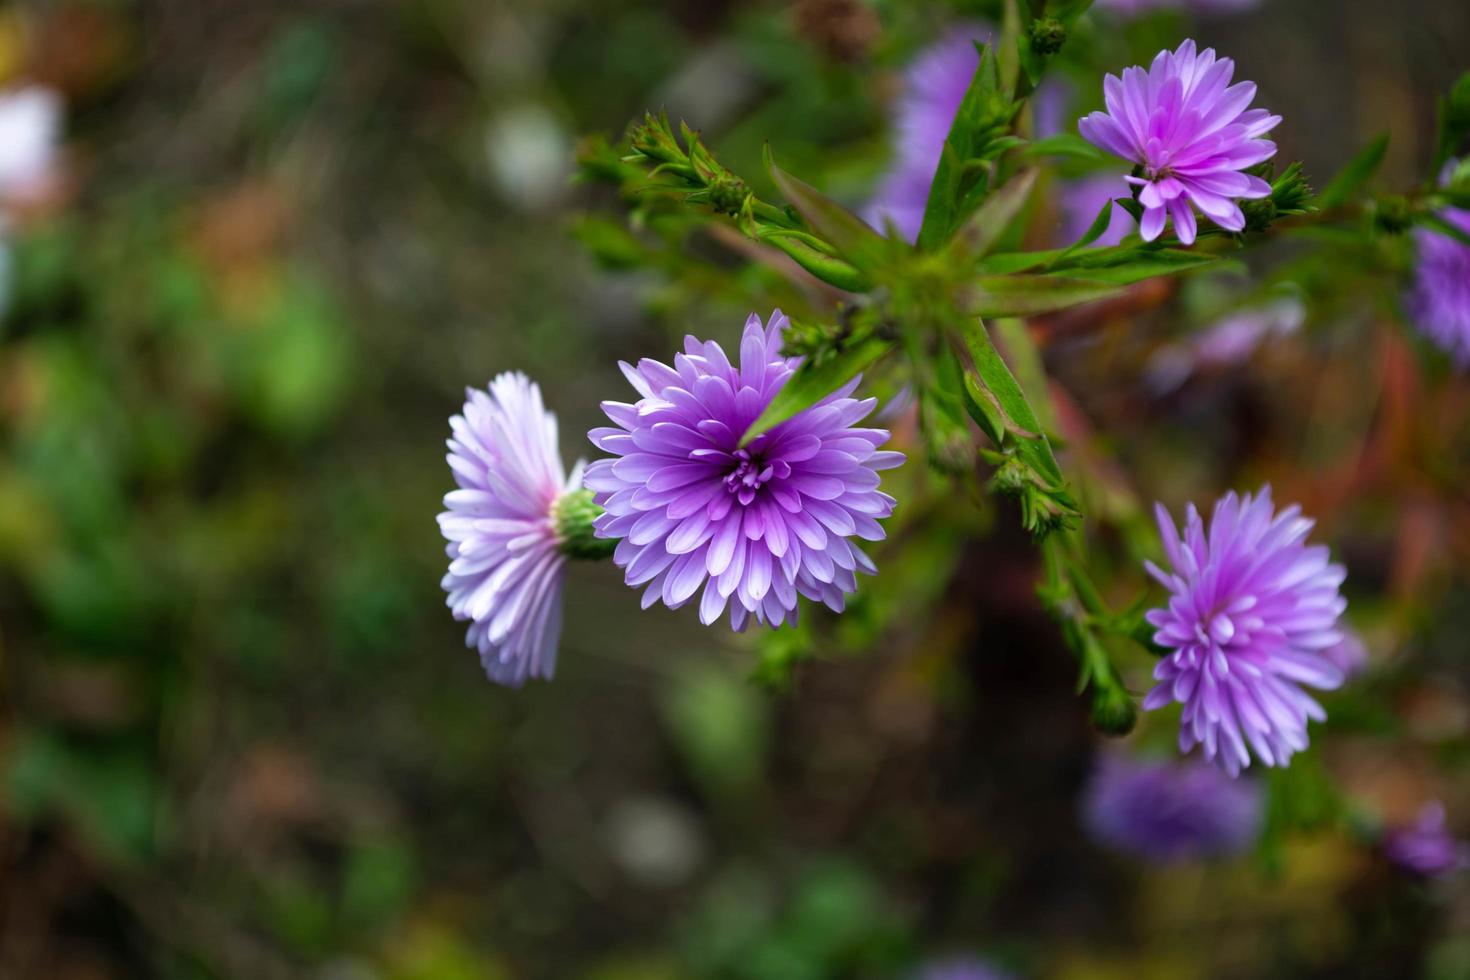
[946,169,1038,262]
[1433,72,1470,171]
[757,231,873,292]
[1020,133,1102,161]
[952,317,1064,485]
[961,274,1122,317]
[741,336,894,446]
[992,318,1056,434]
[1317,134,1389,208]
[916,43,1020,252]
[766,147,892,275]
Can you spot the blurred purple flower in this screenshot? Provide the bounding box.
[1192,296,1305,366]
[866,26,996,242]
[1084,754,1263,861]
[915,956,1015,980]
[1383,803,1468,878]
[1079,39,1278,244]
[438,373,582,686]
[1143,487,1348,776]
[1408,205,1470,365]
[1057,172,1136,247]
[585,310,902,631]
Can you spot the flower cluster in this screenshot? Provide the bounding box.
[1142,487,1347,776]
[584,310,902,630]
[1080,39,1278,244]
[1083,753,1263,861]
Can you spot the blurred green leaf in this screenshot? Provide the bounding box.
[1318,133,1389,208]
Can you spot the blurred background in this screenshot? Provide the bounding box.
[0,0,1467,977]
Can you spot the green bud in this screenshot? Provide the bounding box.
[1090,682,1138,736]
[554,488,617,560]
[1028,17,1066,56]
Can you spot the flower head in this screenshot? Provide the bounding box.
[1408,205,1470,364]
[1079,39,1278,244]
[438,373,583,686]
[1143,487,1347,776]
[1083,753,1263,861]
[584,310,902,631]
[1383,803,1468,878]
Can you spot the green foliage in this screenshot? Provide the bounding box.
[916,43,1021,251]
[1318,134,1389,209]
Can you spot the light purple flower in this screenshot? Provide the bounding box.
[584,310,902,631]
[1083,753,1263,861]
[915,957,1015,980]
[1079,39,1278,245]
[1408,205,1470,364]
[1057,172,1136,247]
[1383,803,1468,878]
[1143,487,1348,776]
[438,373,582,686]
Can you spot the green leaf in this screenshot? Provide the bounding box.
[952,317,1063,485]
[946,168,1038,262]
[960,274,1122,317]
[757,232,873,292]
[766,147,892,275]
[740,335,894,446]
[1019,133,1102,161]
[916,43,1020,252]
[1434,71,1470,171]
[1317,134,1388,208]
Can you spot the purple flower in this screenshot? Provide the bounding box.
[1383,803,1468,878]
[1143,487,1348,776]
[438,373,582,686]
[1057,172,1136,247]
[1083,754,1263,861]
[915,957,1015,980]
[1079,39,1278,245]
[866,26,995,242]
[584,311,902,631]
[1408,205,1470,364]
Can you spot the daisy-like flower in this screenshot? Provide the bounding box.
[584,310,902,631]
[1408,203,1470,364]
[1143,487,1348,776]
[1079,39,1279,245]
[1383,803,1468,879]
[438,373,585,686]
[1083,753,1263,862]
